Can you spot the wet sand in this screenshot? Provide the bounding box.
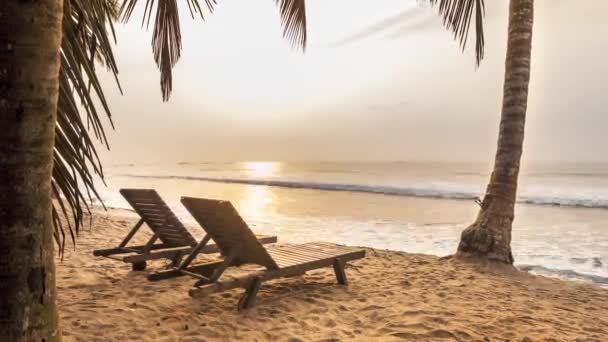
[58,208,608,341]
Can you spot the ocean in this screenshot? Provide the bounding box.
[96,161,608,287]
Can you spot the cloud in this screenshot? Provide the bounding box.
[327,7,427,47]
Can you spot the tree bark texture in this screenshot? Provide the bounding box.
[0,0,64,340]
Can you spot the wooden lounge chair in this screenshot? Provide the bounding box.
[149,196,366,310]
[92,189,277,271]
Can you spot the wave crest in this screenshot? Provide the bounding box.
[519,264,608,286]
[118,174,608,209]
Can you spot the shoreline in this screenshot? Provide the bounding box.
[57,208,608,341]
[85,205,608,288]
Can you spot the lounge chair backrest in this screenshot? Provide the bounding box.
[120,189,197,247]
[181,197,279,269]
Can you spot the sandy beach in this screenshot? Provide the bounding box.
[57,208,608,341]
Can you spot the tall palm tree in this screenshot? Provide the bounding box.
[430,0,535,264]
[0,0,306,339]
[1,2,65,340]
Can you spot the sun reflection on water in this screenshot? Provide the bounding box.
[244,161,280,178]
[238,162,281,220]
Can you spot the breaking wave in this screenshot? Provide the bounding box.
[518,264,608,287]
[118,174,608,210]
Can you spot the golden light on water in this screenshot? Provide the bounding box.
[239,185,273,219]
[238,162,281,219]
[244,161,280,178]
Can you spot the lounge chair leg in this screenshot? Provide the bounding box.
[170,252,185,268]
[333,258,348,285]
[132,261,147,271]
[238,277,262,311]
[118,218,145,248]
[193,246,241,287]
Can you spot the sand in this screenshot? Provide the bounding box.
[57,208,608,341]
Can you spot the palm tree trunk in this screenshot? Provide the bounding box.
[456,0,534,264]
[0,1,64,340]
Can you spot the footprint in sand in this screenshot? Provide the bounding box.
[427,329,457,339]
[323,318,337,328]
[391,332,419,339]
[308,307,327,314]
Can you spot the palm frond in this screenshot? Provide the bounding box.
[429,0,485,65]
[53,0,120,254]
[276,0,307,50]
[120,0,216,101]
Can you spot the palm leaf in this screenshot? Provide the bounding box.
[429,0,485,65]
[276,0,307,50]
[52,0,120,254]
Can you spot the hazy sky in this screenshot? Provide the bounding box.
[98,0,608,164]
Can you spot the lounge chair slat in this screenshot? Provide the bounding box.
[265,252,313,267]
[272,257,307,267]
[130,199,164,205]
[161,234,191,243]
[267,248,320,262]
[150,229,187,239]
[136,212,167,218]
[148,226,183,236]
[135,209,174,218]
[268,248,346,267]
[271,244,342,257]
[270,253,328,266]
[161,238,190,246]
[269,245,343,260]
[161,238,189,246]
[141,217,178,226]
[139,218,168,227]
[313,242,357,253]
[122,194,159,202]
[147,225,185,236]
[265,257,296,268]
[131,201,167,208]
[145,219,183,228]
[145,229,190,243]
[299,243,360,258]
[267,248,321,265]
[275,244,352,259]
[319,242,362,254]
[133,203,168,209]
[142,220,181,230]
[125,197,158,204]
[136,208,172,215]
[302,241,355,253]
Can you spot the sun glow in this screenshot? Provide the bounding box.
[238,162,280,220]
[244,162,280,178]
[239,185,274,220]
